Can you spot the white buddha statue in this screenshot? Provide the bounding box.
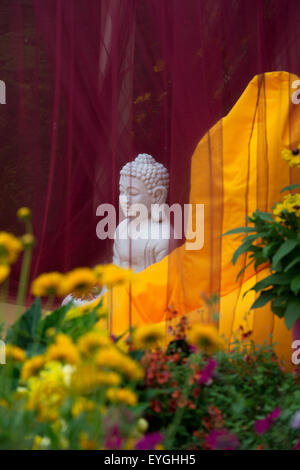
[62,153,174,305]
[113,153,174,273]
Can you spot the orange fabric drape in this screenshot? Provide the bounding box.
[105,71,300,367]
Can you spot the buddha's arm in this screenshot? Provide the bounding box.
[113,239,121,266]
[155,242,169,263]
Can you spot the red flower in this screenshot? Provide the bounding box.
[157,371,171,384]
[168,398,177,412]
[254,407,281,435]
[187,400,196,410]
[192,387,201,399]
[150,399,162,413]
[204,429,240,450]
[172,389,180,399]
[208,405,224,428]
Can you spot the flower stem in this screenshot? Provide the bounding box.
[15,245,33,319]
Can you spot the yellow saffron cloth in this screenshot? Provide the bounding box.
[103,71,300,368]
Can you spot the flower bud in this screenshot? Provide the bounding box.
[21,234,35,248]
[137,417,149,433]
[17,207,31,221]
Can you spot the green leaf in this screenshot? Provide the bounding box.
[222,227,256,237]
[262,242,278,259]
[236,260,254,281]
[251,273,293,292]
[254,256,268,270]
[272,239,298,270]
[280,184,300,193]
[284,256,300,272]
[291,274,300,296]
[36,304,69,339]
[285,298,300,329]
[251,290,275,309]
[232,239,256,265]
[6,298,42,350]
[255,211,274,222]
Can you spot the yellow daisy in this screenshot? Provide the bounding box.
[132,323,166,350]
[0,232,23,264]
[187,324,224,353]
[5,344,26,362]
[0,264,10,284]
[95,347,144,380]
[72,397,95,417]
[282,145,300,167]
[77,331,112,356]
[59,268,98,297]
[31,272,64,297]
[106,387,138,406]
[21,355,45,381]
[94,263,135,287]
[45,334,79,364]
[71,364,121,393]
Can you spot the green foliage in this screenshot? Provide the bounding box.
[224,206,300,329]
[0,299,300,450]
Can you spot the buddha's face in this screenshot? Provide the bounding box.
[119,175,154,219]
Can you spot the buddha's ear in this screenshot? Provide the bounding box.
[153,186,168,204]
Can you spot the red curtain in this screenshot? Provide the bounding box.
[1,0,300,298]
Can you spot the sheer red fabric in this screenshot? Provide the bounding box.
[1,0,300,301]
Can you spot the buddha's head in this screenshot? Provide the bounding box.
[119,153,169,219]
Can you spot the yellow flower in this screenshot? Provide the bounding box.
[123,437,137,450]
[17,207,31,221]
[281,146,300,167]
[94,264,135,287]
[0,264,10,284]
[59,268,98,297]
[32,435,50,450]
[26,364,66,421]
[0,398,8,408]
[45,327,56,338]
[72,397,95,417]
[79,432,97,450]
[21,355,45,381]
[106,387,138,406]
[187,324,224,353]
[64,299,107,321]
[95,347,144,380]
[45,334,79,364]
[31,272,64,297]
[0,232,23,264]
[14,386,27,399]
[132,323,166,350]
[77,331,112,356]
[273,193,300,222]
[71,363,121,393]
[21,234,35,248]
[5,344,26,362]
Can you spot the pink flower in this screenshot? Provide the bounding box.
[135,432,163,450]
[204,429,240,450]
[104,425,123,450]
[199,358,217,385]
[294,436,300,450]
[254,407,281,435]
